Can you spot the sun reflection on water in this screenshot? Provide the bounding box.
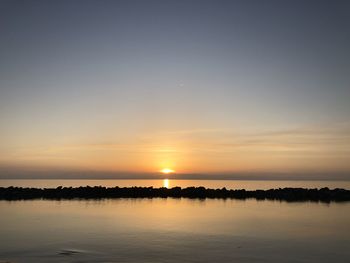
[163,179,170,188]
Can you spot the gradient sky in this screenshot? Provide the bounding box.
[1,0,350,178]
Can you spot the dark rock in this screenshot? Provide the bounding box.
[0,186,349,202]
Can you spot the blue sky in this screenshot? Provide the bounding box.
[0,0,349,178]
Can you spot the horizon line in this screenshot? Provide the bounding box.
[0,171,349,181]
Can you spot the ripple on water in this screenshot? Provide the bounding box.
[58,248,89,256]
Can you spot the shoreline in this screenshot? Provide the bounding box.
[1,186,349,202]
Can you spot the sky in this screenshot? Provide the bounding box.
[0,0,350,179]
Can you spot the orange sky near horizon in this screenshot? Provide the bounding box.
[1,124,350,176]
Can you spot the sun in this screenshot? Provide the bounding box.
[160,168,175,174]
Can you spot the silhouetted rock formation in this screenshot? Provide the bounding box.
[0,186,349,202]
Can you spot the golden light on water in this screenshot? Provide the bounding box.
[160,168,175,174]
[163,179,170,188]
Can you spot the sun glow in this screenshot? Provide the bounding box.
[161,168,175,174]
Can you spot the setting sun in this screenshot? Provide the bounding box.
[160,168,175,174]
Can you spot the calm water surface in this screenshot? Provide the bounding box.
[1,180,349,262]
[0,198,349,262]
[1,179,349,189]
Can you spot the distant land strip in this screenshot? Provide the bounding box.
[1,186,350,202]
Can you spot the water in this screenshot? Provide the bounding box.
[0,198,349,262]
[1,180,349,262]
[1,179,349,190]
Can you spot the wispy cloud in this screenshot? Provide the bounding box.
[49,123,350,154]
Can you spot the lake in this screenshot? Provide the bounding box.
[1,179,350,190]
[0,180,349,262]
